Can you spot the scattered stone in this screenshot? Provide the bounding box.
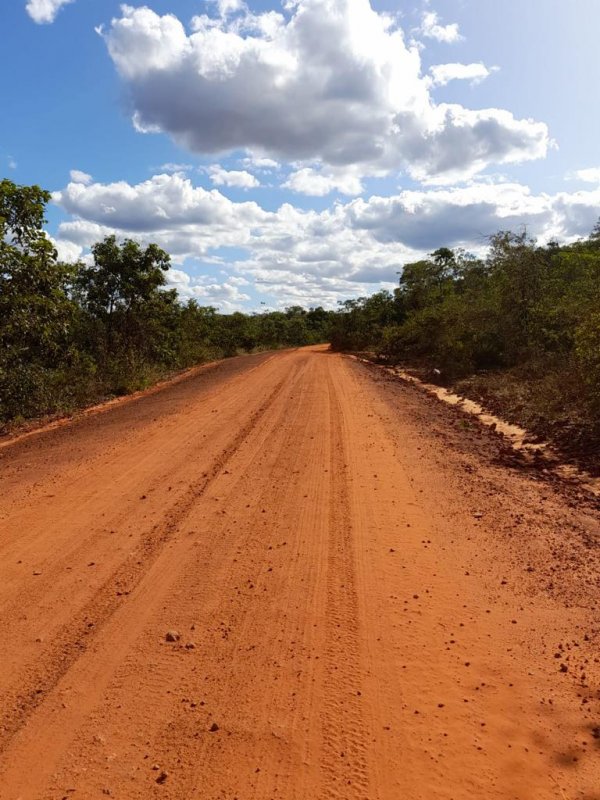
[209,722,219,732]
[33,570,42,576]
[165,631,180,642]
[156,771,168,785]
[185,642,196,650]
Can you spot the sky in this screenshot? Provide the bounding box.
[2,0,599,311]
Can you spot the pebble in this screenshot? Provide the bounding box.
[165,631,180,642]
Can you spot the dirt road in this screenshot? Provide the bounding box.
[0,347,599,800]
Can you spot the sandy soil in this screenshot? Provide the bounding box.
[0,346,598,800]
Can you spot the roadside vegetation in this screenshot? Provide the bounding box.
[0,179,333,429]
[330,228,600,469]
[3,177,600,469]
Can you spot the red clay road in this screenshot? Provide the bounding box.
[0,346,599,799]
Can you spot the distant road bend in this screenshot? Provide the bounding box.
[0,346,599,799]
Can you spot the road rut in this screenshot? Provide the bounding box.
[0,347,598,799]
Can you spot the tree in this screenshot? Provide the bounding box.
[77,236,173,359]
[0,180,77,419]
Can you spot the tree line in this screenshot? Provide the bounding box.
[3,177,600,463]
[330,227,600,462]
[0,179,333,427]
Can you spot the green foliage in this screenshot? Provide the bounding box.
[5,174,598,463]
[0,180,78,420]
[330,220,600,462]
[0,180,335,427]
[575,312,600,410]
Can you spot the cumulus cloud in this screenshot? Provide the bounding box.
[52,173,600,308]
[100,0,549,185]
[569,167,600,184]
[54,173,268,233]
[242,156,280,171]
[26,0,74,24]
[283,166,364,196]
[208,165,260,188]
[53,173,271,267]
[166,268,251,311]
[345,183,553,249]
[70,169,93,185]
[47,235,84,263]
[420,11,462,44]
[429,62,496,87]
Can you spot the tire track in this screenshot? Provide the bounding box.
[319,373,372,800]
[0,369,293,757]
[42,354,317,800]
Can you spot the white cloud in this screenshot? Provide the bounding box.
[208,165,260,188]
[283,166,364,196]
[166,268,251,311]
[26,0,74,24]
[7,156,17,170]
[101,0,549,185]
[242,155,280,171]
[214,0,246,18]
[420,11,462,44]
[53,173,270,263]
[569,167,600,184]
[157,162,193,174]
[69,169,93,185]
[429,62,496,87]
[52,172,600,309]
[48,236,83,263]
[54,173,268,233]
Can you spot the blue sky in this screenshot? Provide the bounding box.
[2,0,599,310]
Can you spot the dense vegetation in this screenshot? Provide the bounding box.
[0,179,333,428]
[3,177,599,468]
[330,229,600,465]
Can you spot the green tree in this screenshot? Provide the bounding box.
[0,180,77,420]
[77,235,173,359]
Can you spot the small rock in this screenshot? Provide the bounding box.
[33,570,42,576]
[156,771,168,785]
[185,642,196,650]
[165,631,180,642]
[209,722,219,732]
